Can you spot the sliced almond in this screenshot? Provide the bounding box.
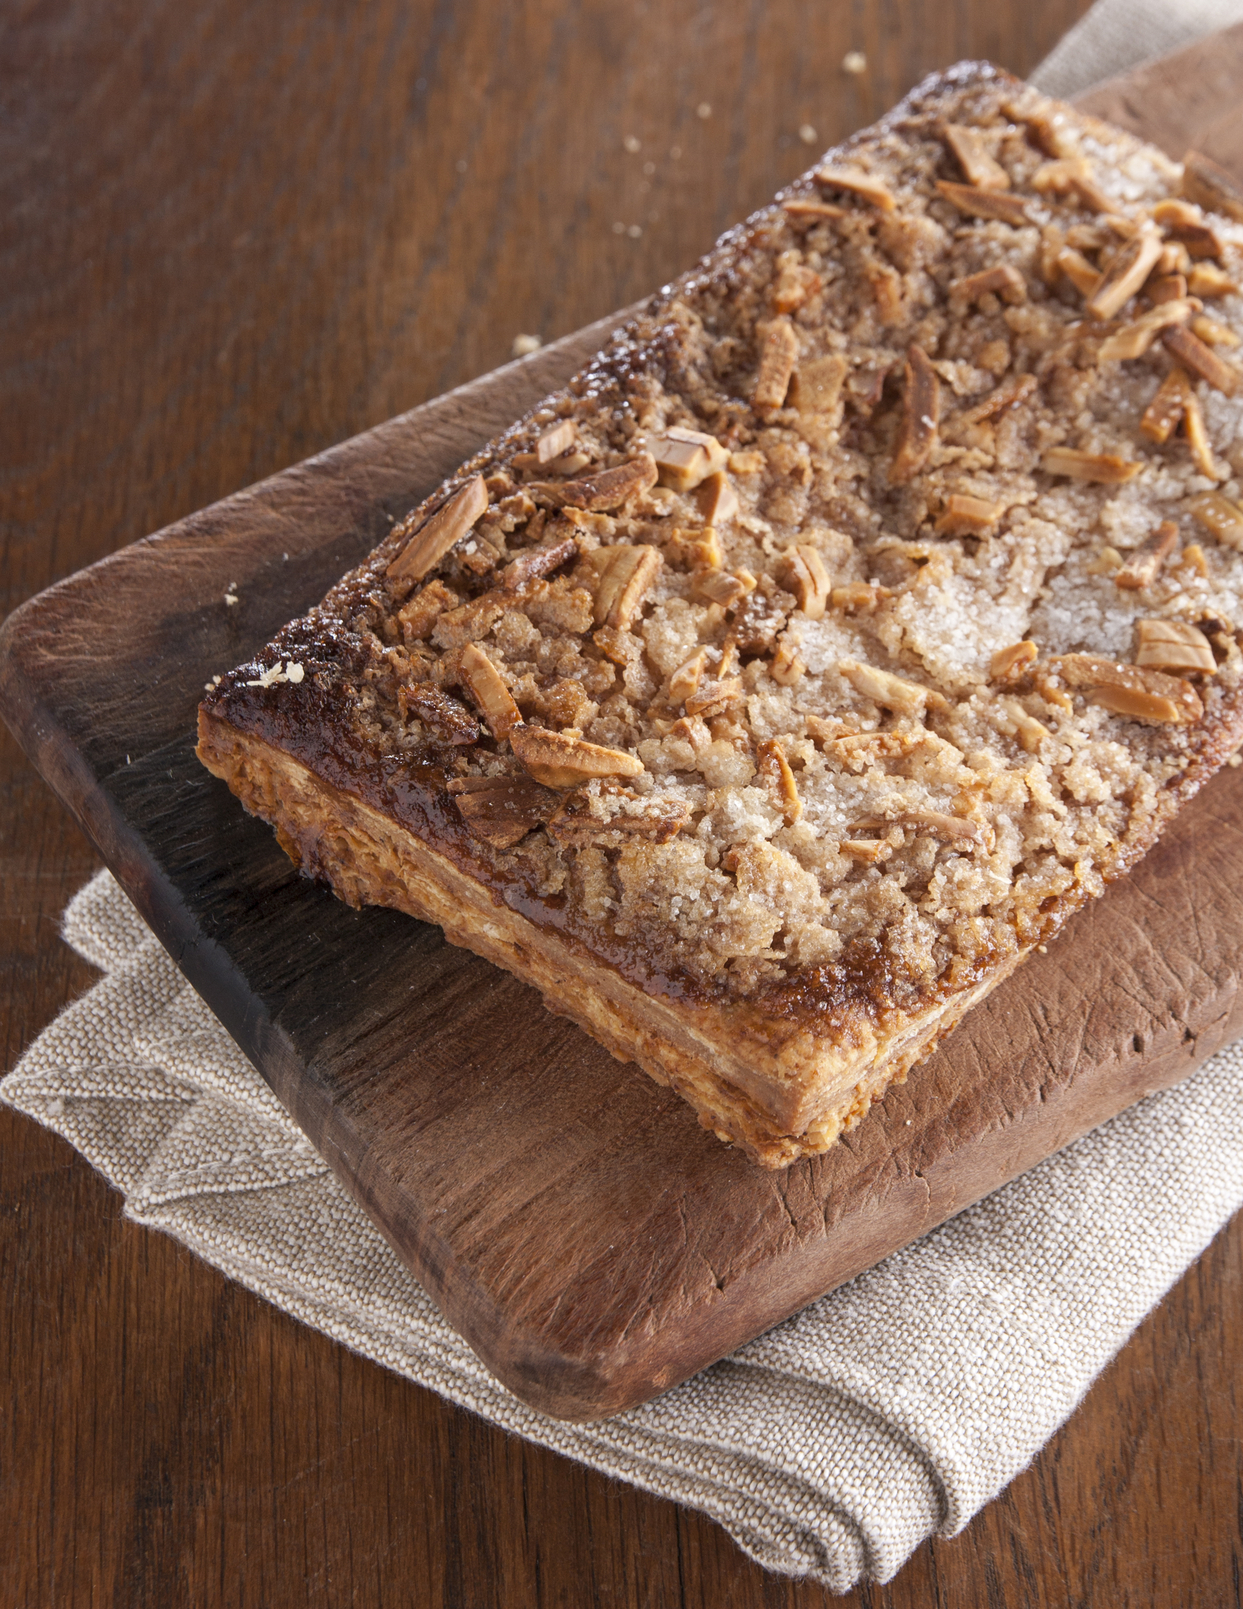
[399,684,480,746]
[500,536,578,590]
[683,676,742,718]
[1139,367,1193,444]
[1135,618,1217,674]
[1000,698,1050,753]
[1001,99,1077,159]
[783,543,831,619]
[536,418,578,464]
[509,725,644,790]
[1098,298,1194,361]
[791,352,847,413]
[1055,246,1102,297]
[1163,325,1240,394]
[590,543,663,629]
[665,526,723,571]
[695,471,738,525]
[397,578,460,643]
[1146,272,1188,305]
[769,641,805,684]
[1051,653,1203,724]
[942,123,1010,191]
[1183,542,1209,577]
[649,427,729,492]
[840,838,895,864]
[934,181,1029,226]
[457,643,522,740]
[949,264,1026,307]
[853,810,987,847]
[814,165,896,210]
[668,648,708,705]
[1191,314,1240,348]
[754,317,800,412]
[935,493,1004,536]
[838,657,944,716]
[1042,447,1143,484]
[546,453,659,512]
[1114,521,1178,591]
[781,196,847,221]
[890,344,940,486]
[448,774,559,850]
[756,739,802,824]
[989,640,1038,682]
[694,568,755,608]
[387,475,490,584]
[959,373,1039,425]
[1085,228,1164,321]
[1190,491,1243,549]
[1187,262,1237,298]
[831,581,890,612]
[1182,389,1226,480]
[1032,156,1115,214]
[1180,150,1243,224]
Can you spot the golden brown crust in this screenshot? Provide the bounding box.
[200,63,1243,1166]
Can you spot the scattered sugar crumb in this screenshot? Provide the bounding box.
[843,50,867,74]
[512,334,542,357]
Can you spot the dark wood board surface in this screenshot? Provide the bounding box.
[11,3,1243,1604]
[12,43,1243,1422]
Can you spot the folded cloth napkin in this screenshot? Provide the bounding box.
[10,7,1243,1589]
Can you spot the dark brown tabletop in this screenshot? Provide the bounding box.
[5,3,1243,1604]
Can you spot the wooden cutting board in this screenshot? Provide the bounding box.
[5,33,1243,1423]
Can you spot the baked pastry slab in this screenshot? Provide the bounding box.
[198,63,1243,1168]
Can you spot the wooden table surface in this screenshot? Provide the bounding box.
[6,2,1243,1604]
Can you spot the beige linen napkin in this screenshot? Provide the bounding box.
[10,6,1243,1588]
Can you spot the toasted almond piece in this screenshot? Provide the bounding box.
[1181,150,1243,223]
[1114,521,1178,591]
[399,683,481,746]
[769,641,805,684]
[1042,447,1143,483]
[1135,619,1217,674]
[853,810,988,847]
[545,453,659,512]
[781,196,847,221]
[949,264,1026,307]
[942,123,1010,190]
[1085,228,1164,321]
[387,475,490,583]
[1187,262,1237,297]
[509,725,644,789]
[1002,99,1077,159]
[649,426,729,492]
[814,164,895,210]
[935,493,1004,536]
[695,472,738,525]
[665,525,723,571]
[1038,223,1065,286]
[1032,157,1114,214]
[1146,272,1188,304]
[1086,545,1124,575]
[1183,542,1209,576]
[839,657,945,716]
[397,578,460,643]
[536,419,578,464]
[840,838,895,863]
[791,352,847,413]
[1191,314,1240,348]
[448,773,560,849]
[515,448,594,478]
[890,344,940,486]
[1055,246,1102,297]
[590,543,663,629]
[1189,491,1243,548]
[668,648,708,705]
[1139,366,1193,444]
[783,543,831,619]
[728,449,765,475]
[1151,203,1223,260]
[959,372,1039,426]
[1098,298,1194,360]
[756,739,802,824]
[989,640,1038,682]
[500,536,578,590]
[546,786,689,844]
[684,676,742,718]
[1051,653,1203,724]
[935,180,1029,225]
[1163,325,1240,394]
[694,568,755,608]
[831,581,890,611]
[457,643,523,740]
[1001,698,1050,752]
[1182,389,1226,480]
[753,317,800,412]
[772,259,822,313]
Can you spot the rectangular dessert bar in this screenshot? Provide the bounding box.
[199,63,1243,1167]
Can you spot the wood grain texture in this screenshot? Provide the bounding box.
[11,2,1243,1604]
